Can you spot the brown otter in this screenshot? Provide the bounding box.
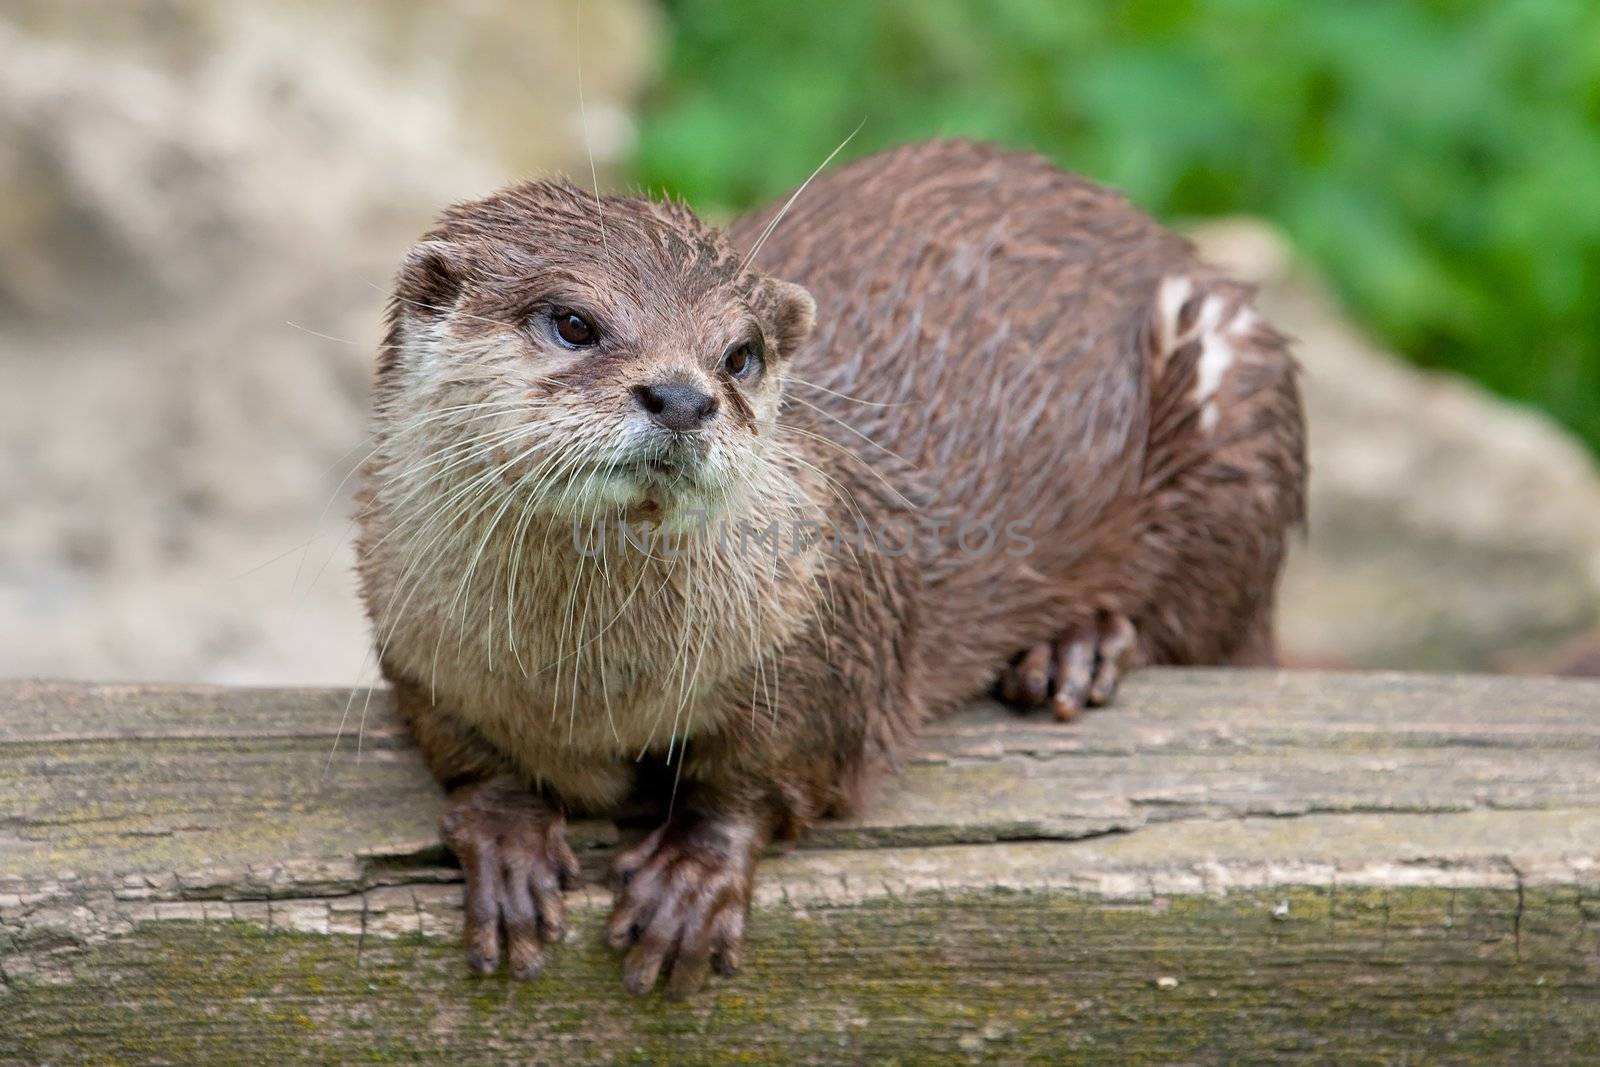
[355,139,1306,997]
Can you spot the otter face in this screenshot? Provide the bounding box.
[375,181,815,526]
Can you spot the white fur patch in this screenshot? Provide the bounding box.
[1154,275,1194,356]
[1194,330,1234,432]
[1156,275,1261,433]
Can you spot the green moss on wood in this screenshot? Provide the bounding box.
[4,885,1597,1065]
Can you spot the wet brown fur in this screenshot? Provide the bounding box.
[355,139,1306,987]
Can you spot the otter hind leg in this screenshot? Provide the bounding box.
[998,273,1305,717]
[997,609,1141,720]
[1131,272,1307,666]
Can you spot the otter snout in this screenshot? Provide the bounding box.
[633,380,718,432]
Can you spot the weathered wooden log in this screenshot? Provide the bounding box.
[2,670,1598,1063]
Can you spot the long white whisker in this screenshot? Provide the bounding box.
[285,321,363,346]
[783,393,921,483]
[742,118,866,272]
[787,375,905,409]
[575,3,611,266]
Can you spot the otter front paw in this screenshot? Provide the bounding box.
[606,811,759,999]
[998,610,1140,721]
[439,780,581,981]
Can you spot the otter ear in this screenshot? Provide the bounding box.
[395,240,463,318]
[766,278,816,357]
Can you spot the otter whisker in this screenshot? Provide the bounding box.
[332,416,538,771]
[365,431,542,562]
[490,432,611,694]
[576,439,631,746]
[502,463,550,679]
[662,542,714,774]
[562,433,627,743]
[266,401,533,612]
[463,465,541,677]
[285,320,363,346]
[783,393,918,471]
[774,421,919,512]
[787,375,907,409]
[761,438,896,620]
[373,426,556,660]
[636,517,700,760]
[574,3,611,267]
[452,428,579,633]
[420,427,597,684]
[741,118,866,272]
[369,417,589,552]
[565,465,624,734]
[375,408,538,485]
[418,443,557,696]
[554,534,678,684]
[324,646,376,783]
[723,446,845,629]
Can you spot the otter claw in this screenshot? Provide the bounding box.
[439,781,579,981]
[999,611,1139,720]
[606,812,758,998]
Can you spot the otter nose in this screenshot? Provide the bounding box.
[633,381,718,432]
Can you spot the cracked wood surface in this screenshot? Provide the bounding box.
[2,668,1599,1063]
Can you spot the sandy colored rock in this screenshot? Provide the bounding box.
[0,0,657,685]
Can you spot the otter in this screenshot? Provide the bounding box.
[355,139,1306,997]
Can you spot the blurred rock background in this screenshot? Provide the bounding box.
[0,0,656,683]
[1191,221,1600,673]
[1,0,1596,684]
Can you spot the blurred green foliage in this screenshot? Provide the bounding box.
[636,0,1600,453]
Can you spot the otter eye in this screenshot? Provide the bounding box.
[723,340,763,381]
[550,309,598,348]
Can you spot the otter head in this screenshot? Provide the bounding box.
[375,181,816,528]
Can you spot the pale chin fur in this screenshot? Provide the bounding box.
[536,448,750,531]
